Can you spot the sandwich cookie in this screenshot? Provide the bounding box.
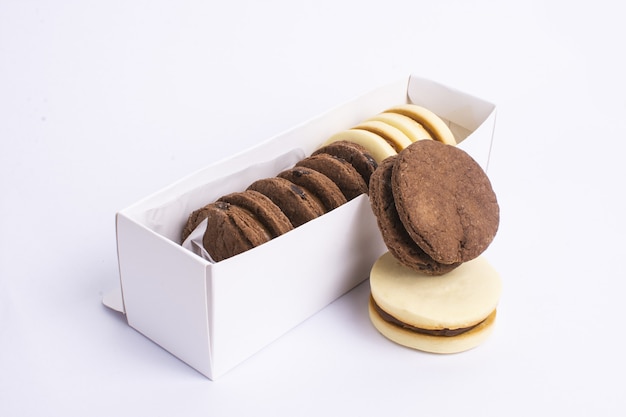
[247,177,326,228]
[384,104,456,145]
[182,204,213,243]
[322,129,396,163]
[296,153,368,200]
[353,120,413,152]
[369,156,460,275]
[312,140,378,186]
[369,251,502,354]
[392,140,499,265]
[277,166,347,212]
[218,190,293,238]
[202,201,272,262]
[367,112,433,142]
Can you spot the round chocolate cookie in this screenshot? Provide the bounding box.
[392,140,499,264]
[247,177,325,227]
[218,190,293,238]
[312,140,378,186]
[182,204,212,242]
[202,201,271,262]
[278,166,347,212]
[296,153,368,201]
[369,156,460,275]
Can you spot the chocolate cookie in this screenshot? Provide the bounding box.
[247,177,325,227]
[295,153,368,201]
[202,201,271,262]
[182,204,212,242]
[368,156,460,275]
[312,140,378,186]
[277,166,347,212]
[392,140,499,264]
[218,190,293,238]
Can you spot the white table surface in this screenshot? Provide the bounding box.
[2,1,625,415]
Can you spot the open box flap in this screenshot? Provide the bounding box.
[407,75,497,171]
[102,285,125,314]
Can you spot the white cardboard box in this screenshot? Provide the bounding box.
[104,75,497,380]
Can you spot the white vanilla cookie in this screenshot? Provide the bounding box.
[369,252,502,353]
[367,112,433,142]
[384,104,456,145]
[353,120,413,152]
[323,129,396,163]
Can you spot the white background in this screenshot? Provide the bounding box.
[2,0,625,415]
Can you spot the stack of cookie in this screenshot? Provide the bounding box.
[181,140,377,262]
[367,138,502,354]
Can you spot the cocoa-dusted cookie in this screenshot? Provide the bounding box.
[295,153,368,201]
[247,177,325,227]
[202,201,271,262]
[218,190,293,238]
[369,156,460,275]
[392,140,499,265]
[312,140,378,186]
[277,166,347,212]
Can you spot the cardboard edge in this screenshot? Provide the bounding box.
[102,212,128,315]
[407,75,496,131]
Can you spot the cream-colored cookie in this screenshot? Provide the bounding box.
[353,120,413,152]
[323,129,396,163]
[367,112,433,142]
[369,252,501,353]
[369,299,496,354]
[384,104,456,145]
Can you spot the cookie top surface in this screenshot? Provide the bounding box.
[368,156,460,275]
[369,251,502,330]
[218,190,293,238]
[312,140,378,186]
[202,201,271,262]
[247,177,325,228]
[278,166,347,212]
[392,140,499,264]
[296,153,368,201]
